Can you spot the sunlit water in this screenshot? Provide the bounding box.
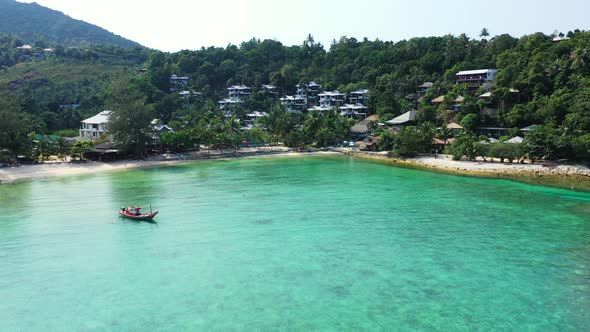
[1,156,589,331]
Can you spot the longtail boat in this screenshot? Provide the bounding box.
[119,206,158,221]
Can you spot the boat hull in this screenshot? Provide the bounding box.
[119,211,158,221]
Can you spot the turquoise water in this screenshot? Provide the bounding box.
[1,156,589,331]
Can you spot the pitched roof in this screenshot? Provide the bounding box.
[82,110,111,124]
[433,138,456,145]
[447,122,464,129]
[431,95,445,103]
[350,115,379,134]
[386,110,418,125]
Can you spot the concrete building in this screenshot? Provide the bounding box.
[318,91,346,108]
[339,104,368,119]
[170,75,189,92]
[80,110,111,139]
[456,69,497,90]
[228,85,251,99]
[280,95,308,113]
[349,89,370,105]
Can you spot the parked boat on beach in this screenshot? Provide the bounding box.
[119,206,158,221]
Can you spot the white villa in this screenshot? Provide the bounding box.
[349,89,370,105]
[456,69,497,91]
[319,91,346,108]
[296,81,322,100]
[178,90,202,100]
[261,84,278,96]
[245,111,268,126]
[339,104,368,118]
[307,105,334,114]
[218,98,244,111]
[228,85,251,99]
[280,95,307,113]
[80,110,111,139]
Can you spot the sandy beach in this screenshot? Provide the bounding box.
[2,148,590,190]
[348,151,590,191]
[0,147,301,183]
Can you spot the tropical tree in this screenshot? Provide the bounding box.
[0,93,32,163]
[480,28,490,39]
[107,77,156,158]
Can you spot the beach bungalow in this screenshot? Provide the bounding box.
[477,127,512,138]
[83,142,120,161]
[386,110,418,127]
[444,122,463,134]
[350,115,380,139]
[80,110,111,140]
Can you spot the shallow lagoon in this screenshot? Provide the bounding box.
[1,156,589,331]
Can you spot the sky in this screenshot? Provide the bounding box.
[17,0,590,52]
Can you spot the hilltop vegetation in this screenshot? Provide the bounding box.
[1,29,589,162]
[0,0,141,48]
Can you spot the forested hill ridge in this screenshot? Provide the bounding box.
[0,0,141,48]
[1,29,589,162]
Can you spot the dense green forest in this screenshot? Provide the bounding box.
[0,0,141,48]
[1,28,589,162]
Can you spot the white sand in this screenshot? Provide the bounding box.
[0,148,311,183]
[2,149,588,184]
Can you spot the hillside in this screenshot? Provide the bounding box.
[0,0,141,48]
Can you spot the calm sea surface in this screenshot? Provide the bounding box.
[1,155,589,331]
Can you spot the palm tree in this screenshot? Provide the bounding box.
[570,47,588,72]
[479,28,490,39]
[437,124,453,145]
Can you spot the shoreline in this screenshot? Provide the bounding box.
[2,148,590,191]
[0,148,309,184]
[344,151,590,192]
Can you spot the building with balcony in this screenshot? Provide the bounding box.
[178,90,202,101]
[339,104,368,119]
[218,98,244,111]
[80,110,111,139]
[416,82,433,96]
[456,69,497,91]
[307,105,334,114]
[228,85,251,99]
[319,91,346,108]
[170,75,189,92]
[349,89,370,105]
[261,84,278,97]
[296,81,323,103]
[245,111,268,126]
[280,95,308,113]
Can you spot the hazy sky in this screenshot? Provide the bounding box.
[17,0,589,52]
